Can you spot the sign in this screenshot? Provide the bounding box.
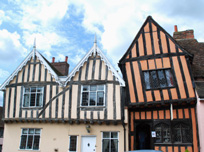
[151,131,156,137]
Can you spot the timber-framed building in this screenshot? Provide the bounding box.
[119,16,199,152]
[0,38,128,152]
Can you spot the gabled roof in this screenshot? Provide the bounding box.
[119,16,193,63]
[0,45,62,90]
[64,37,125,86]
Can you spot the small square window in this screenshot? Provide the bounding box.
[20,128,41,150]
[23,86,44,108]
[81,85,105,107]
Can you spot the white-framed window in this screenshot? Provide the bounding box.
[19,128,41,150]
[102,132,118,152]
[23,87,44,107]
[81,85,105,106]
[69,136,77,152]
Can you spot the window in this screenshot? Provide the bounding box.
[0,128,3,138]
[155,123,171,143]
[173,123,192,143]
[69,136,77,152]
[20,128,41,150]
[23,87,43,107]
[143,69,174,89]
[81,85,105,106]
[102,132,118,152]
[154,121,192,144]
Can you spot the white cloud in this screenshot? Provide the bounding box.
[0,69,10,78]
[0,29,27,61]
[70,0,204,65]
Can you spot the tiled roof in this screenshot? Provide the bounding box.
[176,39,204,78]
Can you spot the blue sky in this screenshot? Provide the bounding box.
[0,0,204,106]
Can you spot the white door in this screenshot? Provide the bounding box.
[81,136,96,152]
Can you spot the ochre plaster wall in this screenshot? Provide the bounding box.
[3,123,128,152]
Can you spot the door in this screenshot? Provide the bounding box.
[81,136,96,152]
[136,123,151,150]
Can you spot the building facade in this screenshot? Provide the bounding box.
[173,28,204,152]
[119,16,199,152]
[0,39,128,152]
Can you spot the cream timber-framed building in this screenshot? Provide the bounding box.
[0,38,128,152]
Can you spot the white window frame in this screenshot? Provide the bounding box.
[19,128,41,151]
[68,135,78,152]
[101,132,119,152]
[80,85,106,107]
[22,86,44,108]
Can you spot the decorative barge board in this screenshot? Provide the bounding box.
[119,16,199,152]
[0,38,128,152]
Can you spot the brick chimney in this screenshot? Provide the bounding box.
[173,25,194,40]
[51,56,69,76]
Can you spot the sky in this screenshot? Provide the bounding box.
[0,0,204,106]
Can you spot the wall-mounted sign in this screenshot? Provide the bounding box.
[151,131,156,137]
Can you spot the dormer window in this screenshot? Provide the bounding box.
[23,87,44,108]
[81,85,105,106]
[143,69,174,90]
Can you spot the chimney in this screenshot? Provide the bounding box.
[52,57,55,63]
[65,56,68,62]
[173,25,194,40]
[51,56,69,76]
[174,25,178,32]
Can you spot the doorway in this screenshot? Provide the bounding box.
[136,123,151,150]
[81,136,96,152]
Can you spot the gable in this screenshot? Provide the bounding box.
[0,49,62,90]
[70,54,117,82]
[120,16,192,63]
[65,42,125,86]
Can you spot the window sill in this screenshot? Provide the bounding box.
[80,106,105,111]
[21,107,43,110]
[145,86,175,91]
[18,149,40,151]
[154,143,193,146]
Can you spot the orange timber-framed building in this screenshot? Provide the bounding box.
[119,16,200,152]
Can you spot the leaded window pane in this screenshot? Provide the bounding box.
[90,92,96,105]
[144,72,150,89]
[36,94,43,107]
[150,71,159,88]
[158,70,167,88]
[98,85,104,90]
[29,129,34,134]
[103,132,110,138]
[69,136,77,151]
[23,94,30,107]
[82,92,89,106]
[33,135,40,150]
[97,92,104,106]
[165,70,174,87]
[90,85,97,91]
[26,135,33,149]
[111,139,118,152]
[102,139,109,152]
[111,132,118,138]
[83,86,89,91]
[20,135,27,149]
[30,94,36,106]
[35,129,41,134]
[25,88,30,93]
[31,88,36,92]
